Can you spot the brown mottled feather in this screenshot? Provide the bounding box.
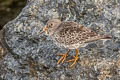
[53,21,99,45]
[42,19,112,49]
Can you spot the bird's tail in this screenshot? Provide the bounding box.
[84,34,112,43]
[100,35,112,39]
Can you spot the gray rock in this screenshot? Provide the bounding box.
[0,0,120,80]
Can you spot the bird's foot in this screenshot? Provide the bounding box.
[57,50,70,64]
[66,55,79,68]
[66,48,79,68]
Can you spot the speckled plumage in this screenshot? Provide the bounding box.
[42,19,111,67]
[45,20,110,49]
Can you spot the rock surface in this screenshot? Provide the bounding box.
[0,0,120,80]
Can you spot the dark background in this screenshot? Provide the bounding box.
[0,0,26,30]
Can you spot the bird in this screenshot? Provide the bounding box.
[40,19,112,67]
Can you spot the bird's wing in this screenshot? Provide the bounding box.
[53,21,99,45]
[53,22,84,45]
[80,26,109,43]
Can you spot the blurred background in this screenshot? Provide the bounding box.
[0,0,26,30]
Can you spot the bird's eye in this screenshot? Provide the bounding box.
[48,23,53,28]
[51,23,53,26]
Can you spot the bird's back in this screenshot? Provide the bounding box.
[52,21,110,49]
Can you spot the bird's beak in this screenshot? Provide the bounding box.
[40,26,48,34]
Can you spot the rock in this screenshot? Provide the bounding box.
[0,0,120,80]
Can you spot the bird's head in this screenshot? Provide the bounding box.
[41,19,61,35]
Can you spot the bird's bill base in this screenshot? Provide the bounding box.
[40,26,48,34]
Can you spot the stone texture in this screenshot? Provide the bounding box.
[0,0,120,80]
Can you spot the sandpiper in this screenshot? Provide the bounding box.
[40,19,112,67]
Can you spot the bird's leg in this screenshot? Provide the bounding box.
[66,48,79,67]
[57,49,70,64]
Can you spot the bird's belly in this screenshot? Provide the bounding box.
[52,36,88,49]
[55,42,88,49]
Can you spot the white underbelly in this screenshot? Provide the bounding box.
[55,42,88,49]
